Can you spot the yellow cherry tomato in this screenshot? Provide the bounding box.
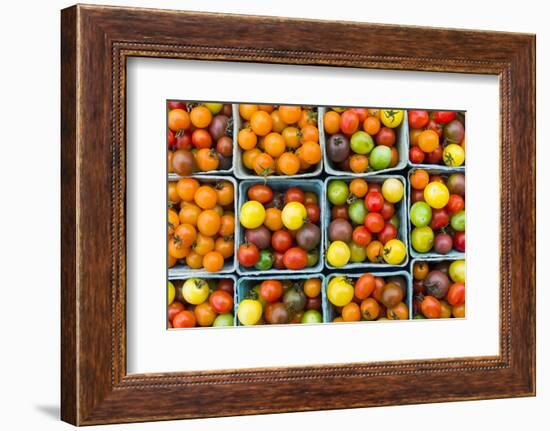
[382,239,407,265]
[327,241,351,267]
[379,109,404,128]
[443,143,465,166]
[424,182,450,209]
[281,202,307,230]
[239,200,266,229]
[381,178,404,203]
[327,276,354,306]
[168,281,176,305]
[237,299,263,325]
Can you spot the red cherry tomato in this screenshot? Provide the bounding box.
[433,111,457,123]
[430,208,450,230]
[282,247,308,269]
[332,205,349,220]
[192,129,213,149]
[305,203,320,224]
[380,201,395,221]
[168,129,176,147]
[425,145,443,164]
[209,290,234,313]
[446,282,465,305]
[453,231,466,252]
[271,230,294,253]
[237,243,260,267]
[168,101,186,110]
[260,280,284,302]
[340,110,360,135]
[217,278,234,295]
[377,223,398,244]
[364,212,385,233]
[368,183,381,194]
[427,119,443,138]
[365,191,384,212]
[273,251,285,269]
[175,132,192,150]
[446,194,465,213]
[352,226,372,246]
[411,189,425,203]
[375,127,396,147]
[285,187,305,204]
[409,146,426,164]
[351,108,368,122]
[408,110,429,128]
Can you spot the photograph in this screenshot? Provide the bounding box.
[166,102,466,328]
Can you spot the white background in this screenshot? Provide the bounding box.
[127,59,499,373]
[0,0,547,430]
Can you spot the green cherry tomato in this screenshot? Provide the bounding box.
[204,103,223,114]
[301,309,323,324]
[413,314,426,319]
[348,199,367,225]
[350,131,375,155]
[450,210,466,231]
[411,226,435,252]
[369,146,392,170]
[254,250,273,270]
[307,249,319,267]
[410,201,433,227]
[449,259,466,283]
[349,241,367,263]
[327,180,349,205]
[213,313,234,327]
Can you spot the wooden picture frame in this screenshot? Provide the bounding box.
[61,4,536,425]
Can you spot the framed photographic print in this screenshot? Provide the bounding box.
[61,4,535,425]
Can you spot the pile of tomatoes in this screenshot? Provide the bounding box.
[237,105,322,176]
[237,278,323,325]
[326,177,407,267]
[168,277,235,328]
[409,169,465,254]
[237,184,321,271]
[408,110,465,167]
[323,107,404,173]
[327,274,409,321]
[167,101,233,175]
[168,178,235,272]
[412,259,465,319]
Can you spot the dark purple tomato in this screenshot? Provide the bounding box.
[208,115,230,141]
[423,270,451,299]
[443,119,465,144]
[296,223,321,251]
[434,232,453,254]
[245,226,272,250]
[327,133,350,163]
[328,218,353,243]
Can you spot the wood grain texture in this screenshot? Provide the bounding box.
[60,4,536,425]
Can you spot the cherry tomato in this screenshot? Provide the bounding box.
[285,187,305,204]
[260,280,284,302]
[217,278,234,295]
[354,273,375,300]
[351,108,369,122]
[172,310,196,328]
[364,212,385,233]
[271,230,294,253]
[282,247,308,269]
[377,223,398,244]
[453,231,466,252]
[331,205,349,220]
[430,208,450,230]
[247,184,273,204]
[209,290,234,313]
[305,203,320,224]
[433,111,457,123]
[352,226,372,246]
[425,145,443,164]
[273,251,285,269]
[408,110,429,128]
[380,201,396,220]
[446,194,465,213]
[340,110,360,135]
[409,146,426,164]
[237,243,260,267]
[421,296,442,318]
[365,191,384,212]
[446,282,465,305]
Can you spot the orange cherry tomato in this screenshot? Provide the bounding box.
[300,125,319,143]
[215,237,234,259]
[197,210,221,236]
[172,310,196,328]
[219,214,235,237]
[387,302,409,320]
[174,223,197,248]
[176,178,200,202]
[239,104,258,120]
[410,169,430,190]
[299,141,322,164]
[342,302,361,322]
[168,236,190,259]
[179,202,201,226]
[360,298,380,321]
[190,106,213,128]
[168,109,190,131]
[193,233,215,256]
[252,153,275,176]
[195,148,219,171]
[277,152,301,175]
[250,111,273,136]
[194,185,218,209]
[185,250,203,269]
[323,110,341,134]
[203,251,225,272]
[263,132,286,157]
[278,105,302,124]
[304,278,321,298]
[270,110,287,133]
[194,302,217,326]
[237,128,258,150]
[168,182,181,204]
[242,148,261,169]
[349,154,369,173]
[264,207,283,231]
[168,208,180,236]
[349,178,368,198]
[363,116,381,135]
[215,181,234,206]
